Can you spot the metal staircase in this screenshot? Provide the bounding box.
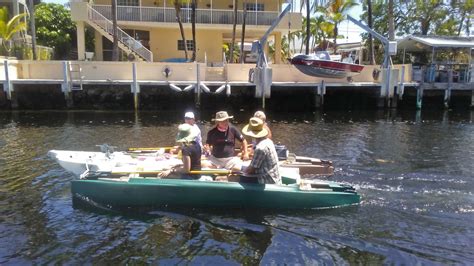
[86,4,153,62]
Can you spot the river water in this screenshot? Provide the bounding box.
[0,110,473,264]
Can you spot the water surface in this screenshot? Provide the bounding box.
[0,110,473,264]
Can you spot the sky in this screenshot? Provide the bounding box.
[42,0,365,42]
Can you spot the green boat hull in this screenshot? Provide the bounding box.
[71,178,360,209]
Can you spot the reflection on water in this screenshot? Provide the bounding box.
[0,110,473,264]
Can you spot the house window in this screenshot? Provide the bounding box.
[245,3,264,11]
[177,40,195,51]
[118,0,139,6]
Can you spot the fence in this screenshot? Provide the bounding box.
[0,39,53,60]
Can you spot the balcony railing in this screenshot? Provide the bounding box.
[92,5,279,26]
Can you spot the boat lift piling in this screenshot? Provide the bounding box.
[314,80,325,109]
[195,62,201,107]
[398,65,406,100]
[3,60,14,103]
[250,1,293,108]
[132,62,140,111]
[347,15,398,109]
[416,87,424,109]
[61,61,74,108]
[444,66,453,109]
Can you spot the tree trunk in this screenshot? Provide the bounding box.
[191,0,196,61]
[388,0,395,40]
[28,0,37,60]
[111,0,119,61]
[333,25,338,54]
[367,0,375,65]
[239,1,247,63]
[230,0,238,63]
[305,0,310,54]
[175,2,188,60]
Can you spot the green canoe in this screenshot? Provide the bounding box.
[71,177,360,209]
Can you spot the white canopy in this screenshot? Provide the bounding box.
[398,35,474,52]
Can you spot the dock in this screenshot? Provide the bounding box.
[1,60,472,110]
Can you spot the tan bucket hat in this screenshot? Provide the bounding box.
[212,111,234,121]
[242,117,268,138]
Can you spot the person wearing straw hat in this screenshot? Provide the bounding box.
[158,123,201,179]
[204,111,249,171]
[184,111,202,148]
[253,110,272,140]
[242,117,281,184]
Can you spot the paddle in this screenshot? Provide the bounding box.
[110,169,238,175]
[127,147,175,152]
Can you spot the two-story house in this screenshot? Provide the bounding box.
[70,0,301,64]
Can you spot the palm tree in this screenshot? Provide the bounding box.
[111,0,118,61]
[320,0,358,54]
[367,0,375,64]
[312,15,334,49]
[300,1,327,54]
[388,0,394,41]
[28,0,37,60]
[239,0,247,63]
[191,0,196,61]
[0,7,27,56]
[229,0,238,63]
[173,0,188,60]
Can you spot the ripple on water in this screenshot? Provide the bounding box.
[0,110,473,264]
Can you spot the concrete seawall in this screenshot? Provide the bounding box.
[1,83,471,111]
[1,60,472,110]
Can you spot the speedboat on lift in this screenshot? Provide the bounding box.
[290,51,364,79]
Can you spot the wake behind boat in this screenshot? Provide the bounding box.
[290,51,364,78]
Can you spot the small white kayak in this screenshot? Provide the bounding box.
[48,150,183,177]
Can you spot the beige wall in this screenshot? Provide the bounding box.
[148,28,223,62]
[8,60,413,84]
[15,61,202,81]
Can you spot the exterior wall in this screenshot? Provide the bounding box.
[113,27,224,62]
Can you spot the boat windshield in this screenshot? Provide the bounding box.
[314,51,331,60]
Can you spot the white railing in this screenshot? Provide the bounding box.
[92,5,279,26]
[87,4,153,62]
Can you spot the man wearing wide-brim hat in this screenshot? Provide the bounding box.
[204,111,249,171]
[242,117,281,184]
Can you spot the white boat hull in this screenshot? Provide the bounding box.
[48,150,182,177]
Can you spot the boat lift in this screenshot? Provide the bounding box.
[250,0,293,108]
[346,15,399,104]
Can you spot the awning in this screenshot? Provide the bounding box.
[398,35,474,52]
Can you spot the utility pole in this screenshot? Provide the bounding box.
[28,0,37,60]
